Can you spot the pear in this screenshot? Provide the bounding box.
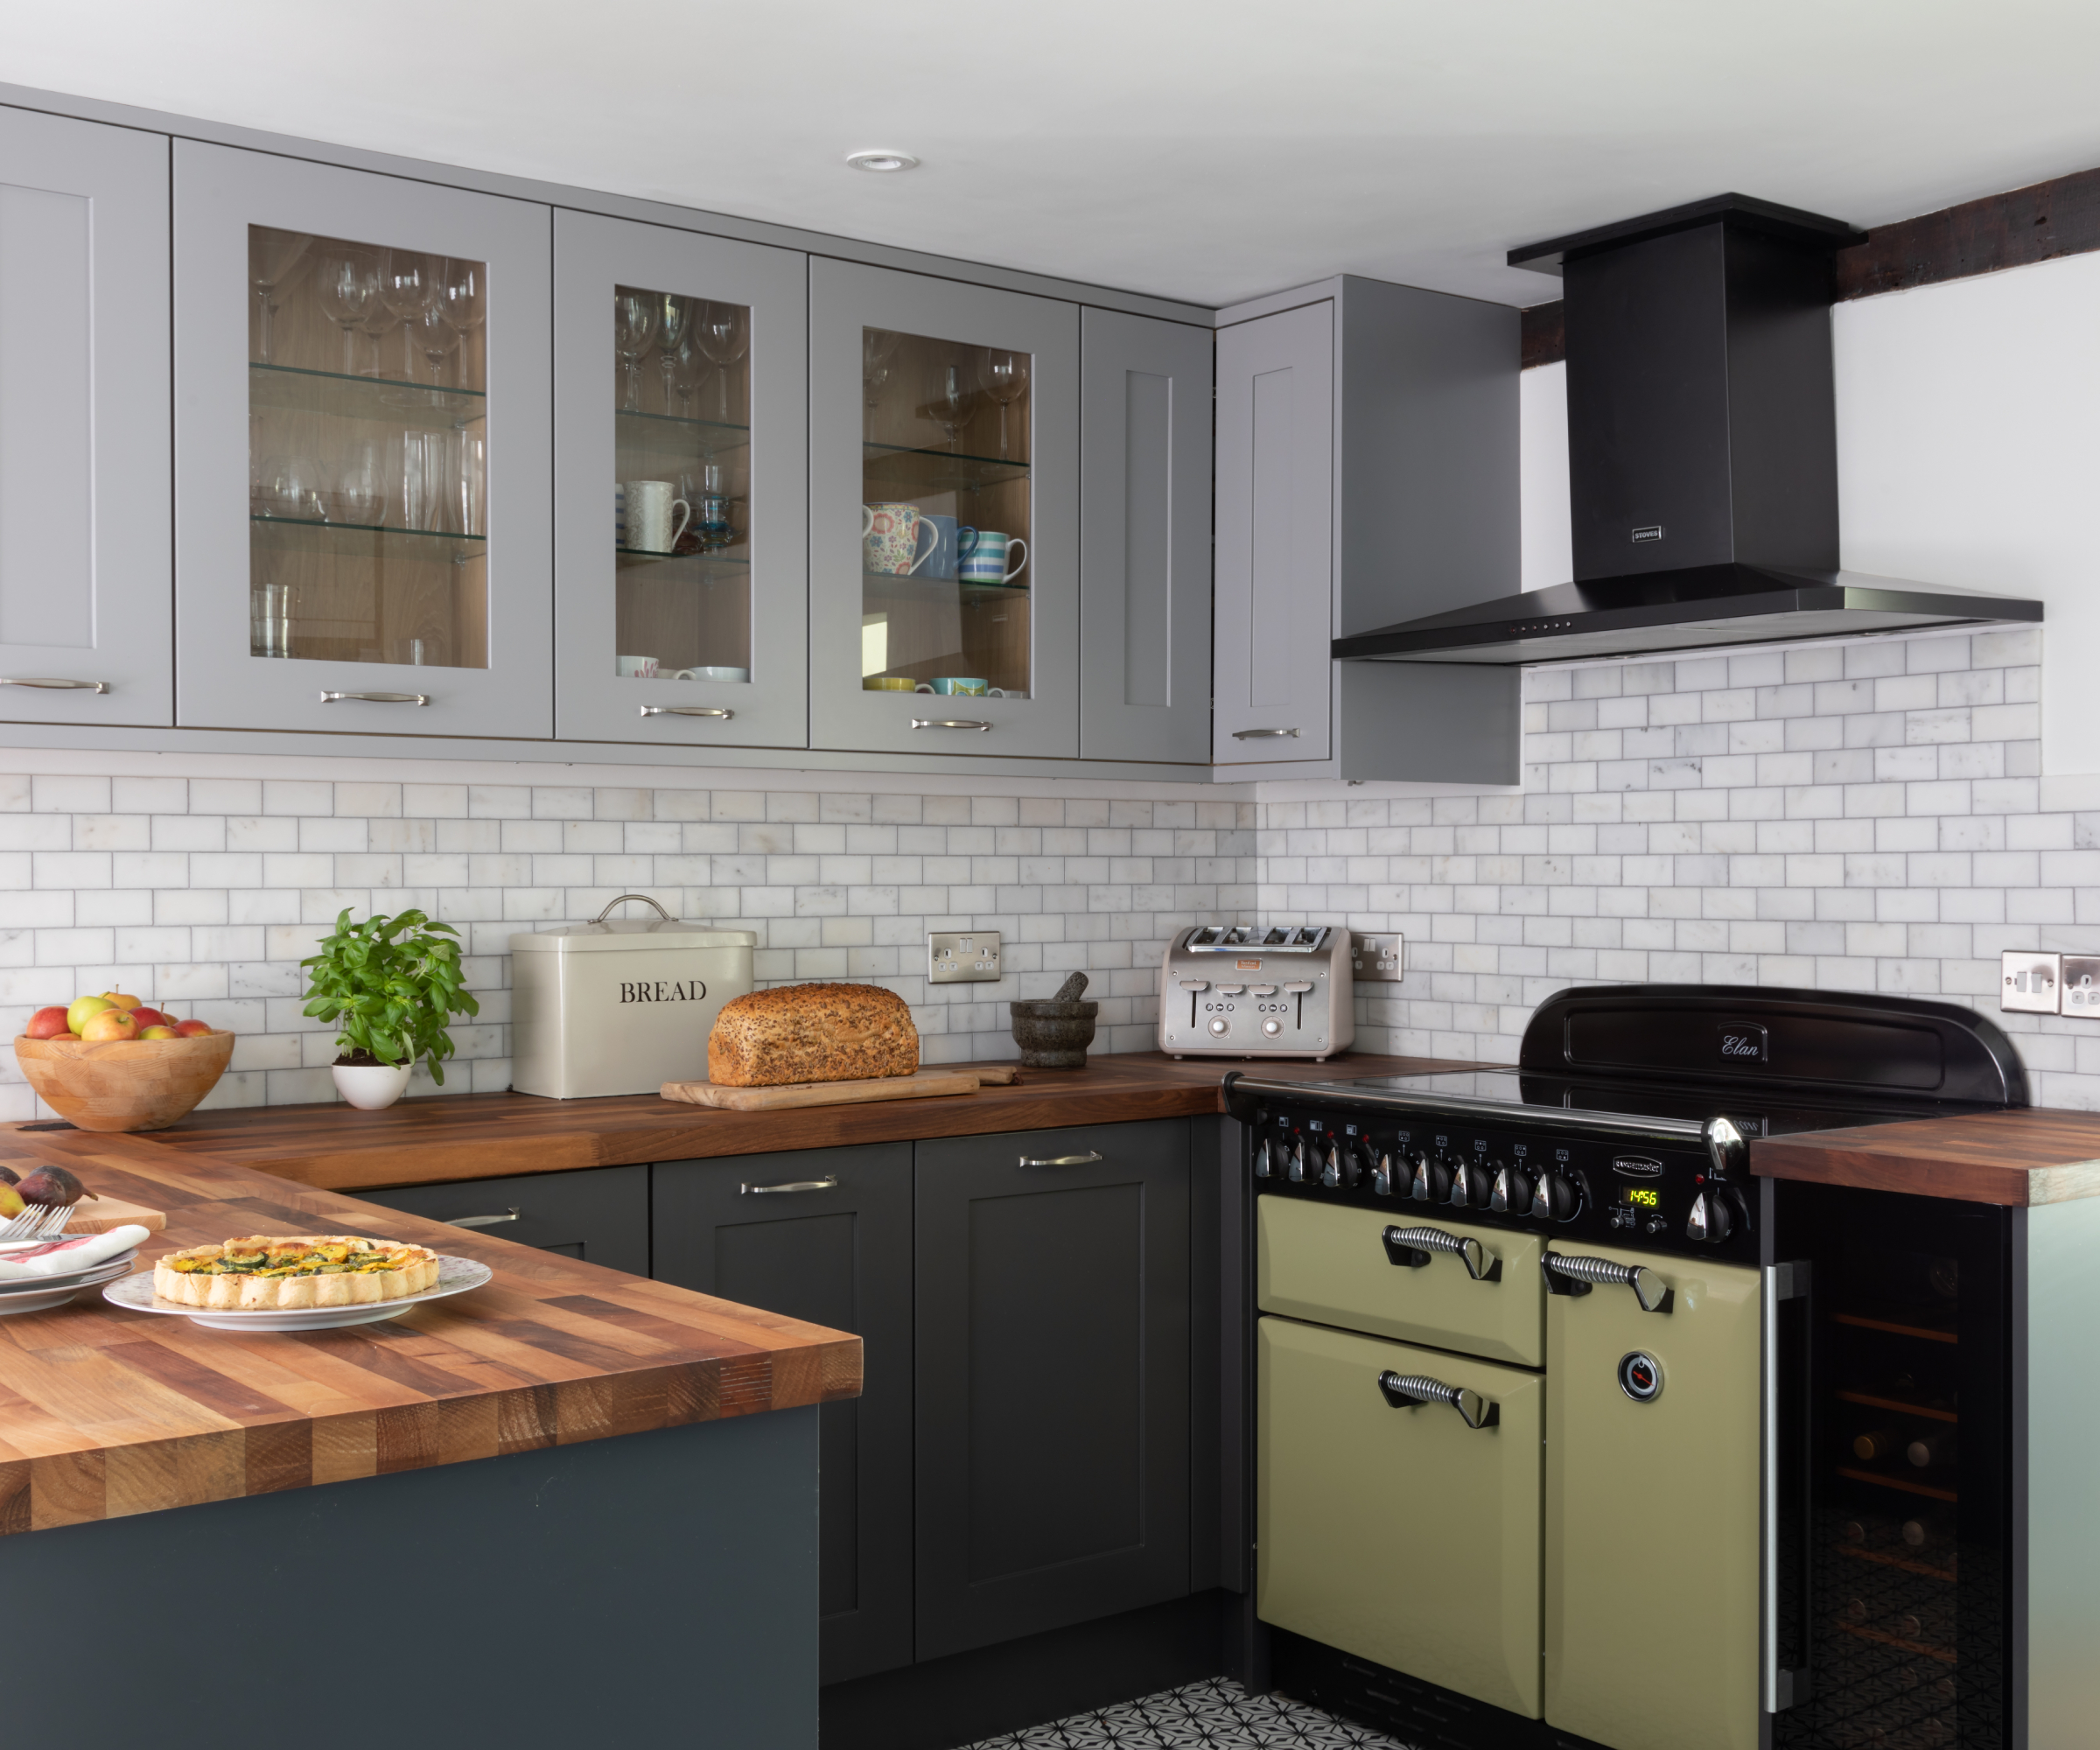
[0,1183,20,1220]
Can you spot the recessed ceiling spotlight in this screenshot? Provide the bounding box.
[846,149,920,173]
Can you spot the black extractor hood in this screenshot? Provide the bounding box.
[1334,194,2044,665]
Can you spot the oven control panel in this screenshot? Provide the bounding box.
[1242,1103,1756,1267]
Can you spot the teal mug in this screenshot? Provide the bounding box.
[914,676,988,696]
[957,529,1026,584]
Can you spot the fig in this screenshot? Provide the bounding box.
[0,1165,16,1186]
[16,1164,97,1207]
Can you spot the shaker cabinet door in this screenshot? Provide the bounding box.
[1079,310,1213,765]
[1213,299,1334,762]
[552,211,808,751]
[173,140,553,739]
[808,257,1078,760]
[355,1163,648,1277]
[0,107,172,726]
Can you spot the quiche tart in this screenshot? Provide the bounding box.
[153,1235,442,1311]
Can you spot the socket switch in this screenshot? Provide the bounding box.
[1352,933,1405,983]
[929,931,1002,984]
[2001,950,2062,1013]
[2065,956,2100,1016]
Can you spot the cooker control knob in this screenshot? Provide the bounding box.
[1686,1188,1733,1243]
[1288,1139,1308,1184]
[1208,1017,1230,1037]
[1410,1152,1451,1203]
[1320,1144,1343,1189]
[1371,1150,1396,1197]
[1448,1159,1492,1210]
[1489,1165,1532,1214]
[1530,1172,1580,1222]
[1253,1138,1276,1179]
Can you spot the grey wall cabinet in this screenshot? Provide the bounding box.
[1079,310,1214,766]
[356,1162,648,1276]
[1212,276,1523,784]
[553,211,809,752]
[913,1119,1193,1661]
[172,140,554,738]
[0,108,172,727]
[652,1144,914,1687]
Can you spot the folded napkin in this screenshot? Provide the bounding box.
[0,1223,150,1279]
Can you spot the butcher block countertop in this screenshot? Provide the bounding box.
[1751,1108,2100,1207]
[138,1052,1472,1193]
[0,1127,860,1536]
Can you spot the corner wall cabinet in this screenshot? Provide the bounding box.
[552,211,809,750]
[172,140,554,738]
[0,108,173,727]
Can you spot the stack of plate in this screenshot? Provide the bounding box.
[0,1244,137,1316]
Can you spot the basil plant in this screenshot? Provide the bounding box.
[301,908,480,1084]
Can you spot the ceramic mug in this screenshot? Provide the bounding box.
[914,676,988,696]
[626,480,690,554]
[616,654,659,678]
[863,676,916,691]
[915,514,974,580]
[861,502,937,576]
[958,529,1027,584]
[675,665,749,682]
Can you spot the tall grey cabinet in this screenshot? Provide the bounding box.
[0,108,172,726]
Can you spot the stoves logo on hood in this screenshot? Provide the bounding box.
[1612,1157,1664,1179]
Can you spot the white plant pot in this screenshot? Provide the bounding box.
[332,1061,413,1110]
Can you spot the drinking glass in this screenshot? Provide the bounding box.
[407,304,461,386]
[315,247,380,375]
[259,455,326,522]
[249,229,312,365]
[438,258,485,382]
[333,439,387,527]
[379,251,438,380]
[862,327,901,430]
[251,582,293,658]
[670,332,710,420]
[977,348,1029,459]
[458,432,486,538]
[655,294,690,415]
[693,302,749,422]
[926,362,974,452]
[361,302,403,379]
[613,290,658,414]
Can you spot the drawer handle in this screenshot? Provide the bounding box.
[1018,1151,1102,1169]
[1544,1250,1672,1313]
[445,1207,521,1228]
[320,690,430,705]
[640,704,733,719]
[0,676,108,693]
[1231,727,1298,739]
[910,718,992,732]
[1382,1224,1496,1282]
[1378,1369,1498,1431]
[741,1175,838,1195]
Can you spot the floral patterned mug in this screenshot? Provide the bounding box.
[861,502,937,576]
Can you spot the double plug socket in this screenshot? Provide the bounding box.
[929,931,1002,984]
[1999,950,2100,1016]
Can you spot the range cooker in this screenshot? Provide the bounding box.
[1226,984,2027,1750]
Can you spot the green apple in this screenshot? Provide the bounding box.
[66,994,112,1033]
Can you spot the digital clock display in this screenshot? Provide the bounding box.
[1620,1186,1662,1208]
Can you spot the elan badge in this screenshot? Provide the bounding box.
[1718,1023,1769,1064]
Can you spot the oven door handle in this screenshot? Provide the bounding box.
[1377,1369,1498,1430]
[1382,1224,1497,1282]
[1543,1249,1673,1313]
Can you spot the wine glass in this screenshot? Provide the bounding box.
[315,248,380,375]
[977,348,1029,460]
[249,230,312,366]
[438,259,486,388]
[407,304,461,386]
[925,362,974,452]
[379,251,438,379]
[692,302,749,423]
[862,328,901,433]
[654,294,690,415]
[332,439,387,526]
[670,332,710,420]
[612,290,658,414]
[360,302,402,379]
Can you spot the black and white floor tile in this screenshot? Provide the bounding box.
[961,1676,1417,1748]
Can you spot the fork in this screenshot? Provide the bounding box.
[0,1203,72,1242]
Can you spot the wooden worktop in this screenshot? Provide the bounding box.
[140,1052,1469,1193]
[1751,1108,2100,1207]
[0,1127,861,1536]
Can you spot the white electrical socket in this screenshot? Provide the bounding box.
[2064,956,2100,1016]
[2000,950,2062,1014]
[929,931,1002,984]
[1351,933,1404,983]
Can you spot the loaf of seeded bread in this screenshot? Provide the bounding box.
[707,983,920,1086]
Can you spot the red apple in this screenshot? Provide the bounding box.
[130,1007,170,1028]
[138,1025,177,1040]
[24,1005,71,1040]
[173,1018,214,1038]
[79,1007,137,1042]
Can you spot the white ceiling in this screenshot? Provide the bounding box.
[10,0,2100,310]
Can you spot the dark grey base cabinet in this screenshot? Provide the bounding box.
[653,1117,1195,1686]
[356,1162,648,1276]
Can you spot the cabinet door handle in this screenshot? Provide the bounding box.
[740,1174,839,1195]
[910,718,991,732]
[640,704,734,719]
[1377,1368,1498,1430]
[1018,1151,1102,1169]
[319,690,430,705]
[1231,726,1299,739]
[0,676,108,693]
[444,1207,521,1228]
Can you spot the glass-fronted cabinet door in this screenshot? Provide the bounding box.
[173,141,551,738]
[809,259,1076,758]
[552,212,806,747]
[0,107,172,726]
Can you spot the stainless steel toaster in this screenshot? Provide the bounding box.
[1157,924,1355,1060]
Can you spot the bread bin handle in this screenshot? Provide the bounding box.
[593,894,676,924]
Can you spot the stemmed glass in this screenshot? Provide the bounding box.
[438,259,486,388]
[692,302,749,423]
[670,332,710,420]
[862,328,901,433]
[926,362,974,452]
[379,251,438,381]
[612,290,658,414]
[249,230,312,366]
[360,303,402,380]
[654,294,690,416]
[407,304,461,385]
[977,348,1029,459]
[316,248,380,375]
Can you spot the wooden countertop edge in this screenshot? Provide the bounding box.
[1753,1127,2100,1208]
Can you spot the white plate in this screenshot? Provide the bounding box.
[0,1256,138,1316]
[0,1247,138,1294]
[101,1255,493,1331]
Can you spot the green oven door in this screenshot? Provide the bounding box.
[1544,1247,1761,1750]
[1258,1313,1544,1717]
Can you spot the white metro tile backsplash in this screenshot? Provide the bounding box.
[2,625,2091,1117]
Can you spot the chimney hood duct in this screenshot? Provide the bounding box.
[1333,194,2043,666]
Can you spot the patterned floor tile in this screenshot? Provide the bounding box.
[956,1677,1417,1749]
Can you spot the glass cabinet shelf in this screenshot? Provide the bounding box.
[862,570,1026,596]
[618,547,749,564]
[615,407,748,442]
[248,360,485,428]
[252,514,486,552]
[862,439,1030,495]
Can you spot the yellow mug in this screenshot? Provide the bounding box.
[863,676,916,691]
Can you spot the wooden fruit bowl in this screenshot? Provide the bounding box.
[13,1031,235,1131]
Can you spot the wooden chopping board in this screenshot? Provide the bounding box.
[662,1064,1019,1112]
[29,1196,166,1236]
